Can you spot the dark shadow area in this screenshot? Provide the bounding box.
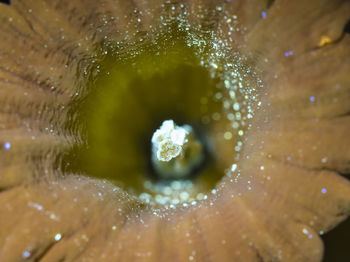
[343,20,350,34]
[322,217,350,261]
[0,0,10,5]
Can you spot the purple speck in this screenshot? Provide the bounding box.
[321,188,327,194]
[309,96,316,102]
[22,251,31,258]
[4,142,11,150]
[308,234,313,239]
[261,11,267,19]
[284,50,293,57]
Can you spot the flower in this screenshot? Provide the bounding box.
[0,0,349,261]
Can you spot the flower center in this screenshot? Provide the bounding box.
[151,120,204,179]
[59,21,262,207]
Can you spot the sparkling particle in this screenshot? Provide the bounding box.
[227,113,235,120]
[4,142,11,150]
[309,96,316,102]
[231,164,237,172]
[261,11,267,19]
[321,157,328,163]
[196,193,204,200]
[215,92,223,100]
[284,50,294,57]
[321,188,327,194]
[232,122,239,129]
[224,131,232,140]
[28,202,43,211]
[229,90,236,99]
[233,102,240,111]
[22,251,31,259]
[180,191,190,201]
[54,233,62,241]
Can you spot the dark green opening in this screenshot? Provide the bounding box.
[60,29,236,201]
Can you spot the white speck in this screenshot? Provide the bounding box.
[231,164,237,172]
[233,102,240,111]
[180,192,190,201]
[49,213,59,221]
[28,202,43,211]
[321,157,328,163]
[54,233,62,241]
[211,63,218,69]
[302,228,309,235]
[196,193,204,200]
[215,92,223,100]
[224,131,232,140]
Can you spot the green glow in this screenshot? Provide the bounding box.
[62,33,225,198]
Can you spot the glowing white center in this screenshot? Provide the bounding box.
[151,120,204,179]
[151,120,191,162]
